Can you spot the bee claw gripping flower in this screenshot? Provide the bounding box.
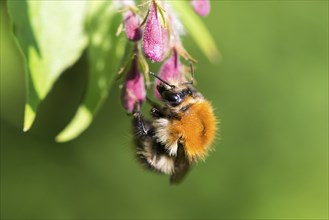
[121,59,146,113]
[143,1,167,62]
[191,0,211,17]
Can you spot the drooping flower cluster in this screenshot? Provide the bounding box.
[118,0,211,113]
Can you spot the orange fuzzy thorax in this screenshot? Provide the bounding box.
[170,99,217,161]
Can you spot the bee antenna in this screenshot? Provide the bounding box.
[150,72,175,88]
[182,62,195,85]
[188,62,195,84]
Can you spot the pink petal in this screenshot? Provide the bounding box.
[161,28,169,58]
[121,59,146,113]
[124,10,142,41]
[191,0,210,17]
[154,50,184,99]
[143,1,166,62]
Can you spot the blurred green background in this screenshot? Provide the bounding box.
[1,1,328,219]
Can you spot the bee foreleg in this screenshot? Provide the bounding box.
[133,112,153,137]
[150,107,165,118]
[146,97,166,118]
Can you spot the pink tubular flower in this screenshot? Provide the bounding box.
[124,10,142,41]
[154,50,184,99]
[121,59,146,113]
[191,0,210,17]
[143,1,167,62]
[161,28,169,58]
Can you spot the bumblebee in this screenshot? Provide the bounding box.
[132,73,217,184]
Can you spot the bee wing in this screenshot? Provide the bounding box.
[170,143,191,185]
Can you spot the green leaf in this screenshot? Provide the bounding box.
[7,0,88,131]
[55,1,125,142]
[171,1,221,63]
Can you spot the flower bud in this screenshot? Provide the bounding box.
[124,10,142,41]
[121,59,146,113]
[143,1,167,62]
[154,50,184,99]
[191,0,210,17]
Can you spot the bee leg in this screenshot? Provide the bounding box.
[150,107,165,118]
[132,112,152,137]
[146,97,168,118]
[131,102,152,136]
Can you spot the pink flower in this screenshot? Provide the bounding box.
[191,0,210,17]
[161,28,169,57]
[124,10,142,41]
[154,50,184,99]
[121,59,146,113]
[143,1,167,62]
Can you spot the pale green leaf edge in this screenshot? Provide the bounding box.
[7,1,88,132]
[55,1,125,142]
[55,106,92,142]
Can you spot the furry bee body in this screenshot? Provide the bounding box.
[133,83,217,184]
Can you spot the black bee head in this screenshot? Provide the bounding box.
[157,83,193,107]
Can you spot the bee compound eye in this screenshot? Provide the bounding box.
[160,90,184,106]
[164,92,180,102]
